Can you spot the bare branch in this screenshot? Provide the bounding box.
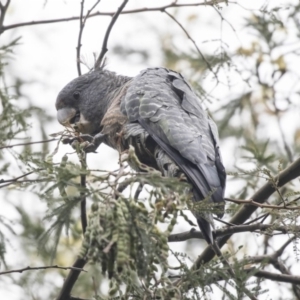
[183,262,300,289]
[250,268,300,285]
[192,156,300,270]
[211,242,259,300]
[0,179,50,188]
[0,169,44,189]
[94,0,129,69]
[241,236,296,291]
[163,10,218,79]
[0,0,10,34]
[1,1,227,33]
[0,138,59,150]
[168,224,299,242]
[76,0,101,76]
[274,236,296,257]
[225,197,300,210]
[0,264,86,275]
[211,267,300,286]
[271,87,294,163]
[134,182,144,200]
[79,153,87,234]
[246,237,296,266]
[76,0,85,76]
[275,110,293,162]
[56,257,87,300]
[270,237,300,299]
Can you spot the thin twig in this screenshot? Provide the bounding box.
[191,157,300,272]
[56,257,87,300]
[240,237,296,267]
[244,213,269,225]
[76,0,85,76]
[274,236,296,257]
[76,0,101,75]
[179,258,300,289]
[0,170,40,184]
[134,182,144,200]
[92,276,98,298]
[275,109,293,163]
[0,264,86,275]
[0,0,10,34]
[1,1,227,33]
[225,197,300,210]
[80,154,87,234]
[163,10,218,80]
[0,179,50,188]
[0,168,48,189]
[207,266,300,286]
[249,268,300,285]
[244,196,300,226]
[0,138,59,149]
[168,223,298,242]
[94,0,129,69]
[211,239,259,300]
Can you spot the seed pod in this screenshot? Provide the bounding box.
[91,202,99,212]
[108,279,119,296]
[150,264,158,272]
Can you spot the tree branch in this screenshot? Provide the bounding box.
[212,267,300,285]
[76,0,85,76]
[0,168,46,189]
[55,143,88,299]
[79,154,87,234]
[163,10,218,79]
[56,257,87,300]
[0,264,85,275]
[181,263,300,289]
[246,236,296,268]
[0,0,10,34]
[94,0,129,69]
[0,138,59,150]
[76,0,101,76]
[1,1,227,33]
[244,236,300,298]
[192,156,300,270]
[134,182,144,200]
[250,268,300,285]
[168,223,299,242]
[225,197,300,210]
[274,236,296,257]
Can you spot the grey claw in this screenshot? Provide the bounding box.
[84,143,98,153]
[62,134,93,145]
[62,137,74,144]
[62,133,105,153]
[78,134,94,143]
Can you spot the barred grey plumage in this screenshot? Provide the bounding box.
[56,67,226,244]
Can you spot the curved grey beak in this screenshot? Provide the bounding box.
[57,107,76,125]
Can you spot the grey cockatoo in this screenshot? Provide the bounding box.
[56,67,226,244]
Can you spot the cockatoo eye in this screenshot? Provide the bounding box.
[73,91,80,99]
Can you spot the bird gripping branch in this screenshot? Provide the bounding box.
[56,67,226,244]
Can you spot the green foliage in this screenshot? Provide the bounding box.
[0,39,29,147]
[73,145,196,298]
